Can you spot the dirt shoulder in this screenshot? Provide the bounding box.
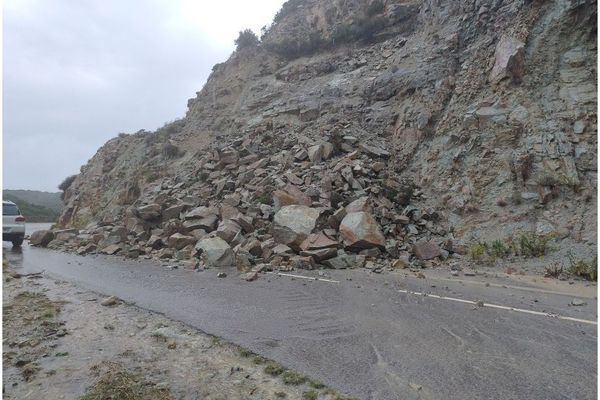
[2,261,353,400]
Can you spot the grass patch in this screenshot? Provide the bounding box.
[80,363,173,400]
[469,232,554,262]
[489,240,510,259]
[309,379,325,389]
[567,252,597,281]
[264,363,285,376]
[253,356,267,365]
[236,347,255,358]
[281,370,308,385]
[303,390,318,400]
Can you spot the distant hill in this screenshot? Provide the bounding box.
[3,190,63,222]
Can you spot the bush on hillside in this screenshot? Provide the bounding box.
[235,29,260,50]
[58,174,78,201]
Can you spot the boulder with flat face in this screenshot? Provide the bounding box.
[490,35,525,84]
[272,205,321,250]
[136,204,162,221]
[29,230,54,247]
[195,237,235,267]
[412,240,441,260]
[300,233,338,251]
[339,212,385,251]
[167,233,196,250]
[216,220,243,244]
[163,204,185,221]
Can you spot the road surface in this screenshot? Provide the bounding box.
[4,227,598,399]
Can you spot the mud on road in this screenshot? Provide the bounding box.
[2,261,352,400]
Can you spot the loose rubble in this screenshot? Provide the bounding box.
[35,0,596,281]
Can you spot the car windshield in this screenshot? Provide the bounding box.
[3,204,20,216]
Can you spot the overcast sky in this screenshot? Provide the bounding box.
[3,0,284,192]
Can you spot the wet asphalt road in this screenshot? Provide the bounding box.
[4,230,598,400]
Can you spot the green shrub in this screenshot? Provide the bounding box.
[235,29,259,50]
[162,142,182,159]
[468,242,488,260]
[303,390,318,400]
[309,379,325,389]
[58,174,78,201]
[281,370,308,385]
[236,347,254,358]
[517,233,553,257]
[469,233,553,262]
[264,363,285,376]
[489,240,510,259]
[253,356,267,365]
[567,252,597,281]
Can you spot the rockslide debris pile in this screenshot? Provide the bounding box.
[35,0,597,276]
[35,129,454,274]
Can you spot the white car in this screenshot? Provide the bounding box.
[3,200,25,246]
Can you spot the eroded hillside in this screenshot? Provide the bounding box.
[47,0,596,274]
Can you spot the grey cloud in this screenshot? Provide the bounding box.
[3,0,258,191]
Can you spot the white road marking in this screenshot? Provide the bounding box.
[265,272,340,283]
[398,289,597,326]
[406,275,597,299]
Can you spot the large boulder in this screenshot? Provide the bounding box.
[412,240,441,260]
[183,215,218,232]
[136,204,162,221]
[272,205,321,250]
[490,35,525,85]
[216,220,242,244]
[195,237,235,267]
[163,204,185,221]
[167,233,196,250]
[100,244,123,255]
[339,212,385,251]
[272,184,312,211]
[300,233,338,251]
[185,206,217,220]
[29,230,55,247]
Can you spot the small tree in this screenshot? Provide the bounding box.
[58,174,77,201]
[235,29,259,50]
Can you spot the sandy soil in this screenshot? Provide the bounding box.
[2,261,353,400]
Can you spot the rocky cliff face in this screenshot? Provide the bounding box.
[53,0,597,272]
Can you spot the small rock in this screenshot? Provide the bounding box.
[100,296,120,307]
[571,299,587,306]
[240,271,258,281]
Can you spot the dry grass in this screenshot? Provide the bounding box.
[80,362,173,400]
